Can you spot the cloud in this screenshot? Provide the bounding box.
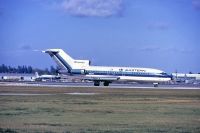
[59,0,124,17]
[165,47,193,54]
[192,0,200,10]
[140,46,193,54]
[19,44,32,50]
[147,22,170,31]
[140,46,161,52]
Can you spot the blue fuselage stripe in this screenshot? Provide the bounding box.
[71,70,171,78]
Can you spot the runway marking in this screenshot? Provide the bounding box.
[64,92,98,95]
[0,93,98,96]
[0,93,53,96]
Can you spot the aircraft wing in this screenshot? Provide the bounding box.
[84,75,120,81]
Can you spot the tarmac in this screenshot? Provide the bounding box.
[0,81,200,89]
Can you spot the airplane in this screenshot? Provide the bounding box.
[35,72,61,81]
[43,49,172,86]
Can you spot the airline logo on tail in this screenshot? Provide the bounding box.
[44,49,90,72]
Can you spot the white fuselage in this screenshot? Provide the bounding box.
[84,66,171,83]
[44,49,172,84]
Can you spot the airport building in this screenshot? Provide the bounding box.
[0,73,35,81]
[172,73,200,84]
[0,73,83,83]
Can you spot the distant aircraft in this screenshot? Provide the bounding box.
[35,72,61,81]
[43,49,172,86]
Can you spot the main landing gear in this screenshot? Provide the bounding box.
[153,83,159,87]
[103,81,110,86]
[94,81,110,86]
[94,81,100,86]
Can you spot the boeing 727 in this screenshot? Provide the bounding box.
[43,49,172,86]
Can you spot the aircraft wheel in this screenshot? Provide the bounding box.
[94,81,100,86]
[104,81,110,86]
[153,83,159,87]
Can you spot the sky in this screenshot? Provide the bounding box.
[0,0,200,73]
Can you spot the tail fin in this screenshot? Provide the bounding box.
[44,49,91,73]
[44,49,74,72]
[35,72,39,78]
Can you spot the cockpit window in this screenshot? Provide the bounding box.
[161,72,168,75]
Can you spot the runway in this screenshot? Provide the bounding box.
[0,81,200,89]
